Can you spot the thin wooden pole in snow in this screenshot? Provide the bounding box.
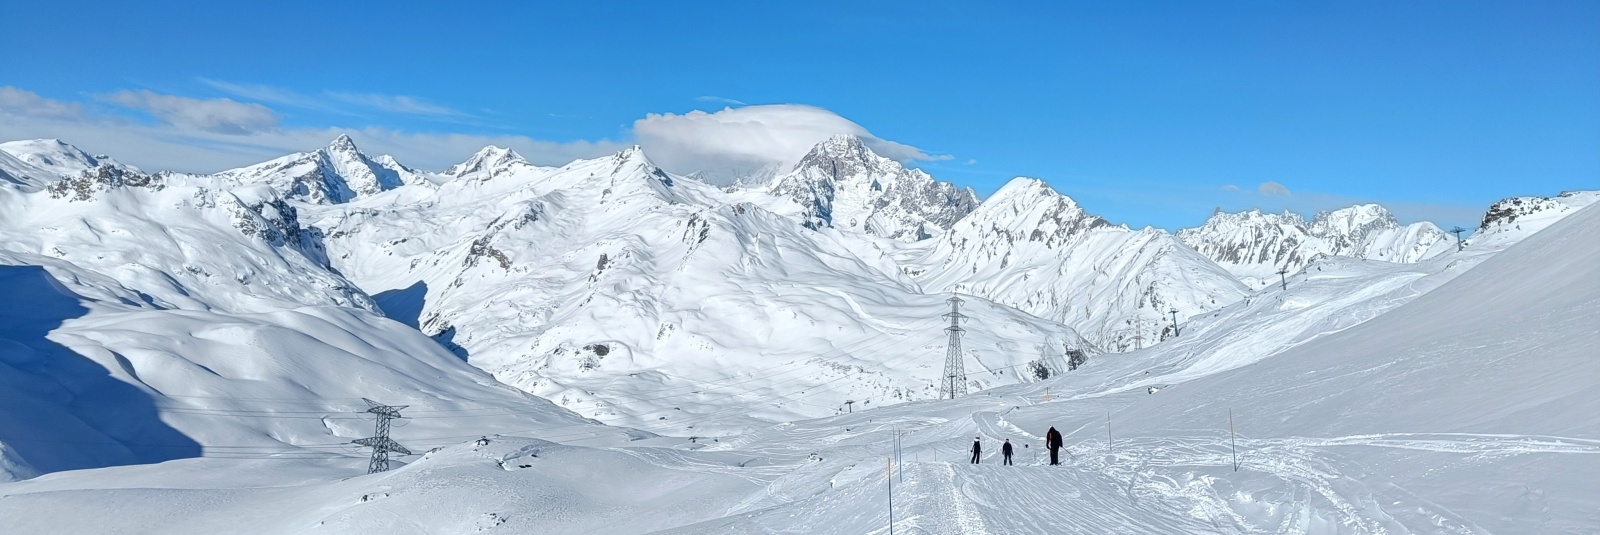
[1229,408,1239,472]
[1107,412,1113,452]
[887,457,895,535]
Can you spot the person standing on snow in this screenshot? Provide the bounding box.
[1001,439,1014,465]
[1046,426,1064,465]
[970,436,982,464]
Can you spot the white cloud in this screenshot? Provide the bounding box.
[965,159,977,165]
[102,90,279,135]
[198,79,323,110]
[1258,181,1291,196]
[1222,184,1239,191]
[327,92,462,116]
[694,96,747,106]
[0,87,85,119]
[633,104,948,183]
[202,79,465,117]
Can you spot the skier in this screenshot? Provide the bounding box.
[1001,439,1014,465]
[970,436,982,464]
[1046,426,1064,465]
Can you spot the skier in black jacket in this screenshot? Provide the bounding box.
[970,436,982,464]
[1001,439,1014,465]
[1046,426,1064,465]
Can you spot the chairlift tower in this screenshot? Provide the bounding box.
[1451,226,1467,252]
[353,398,411,474]
[941,295,968,399]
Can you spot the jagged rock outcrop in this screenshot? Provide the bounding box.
[1179,204,1451,287]
[769,135,978,241]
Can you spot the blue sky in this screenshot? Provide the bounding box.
[2,1,1595,230]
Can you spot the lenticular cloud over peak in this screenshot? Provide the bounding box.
[633,104,945,184]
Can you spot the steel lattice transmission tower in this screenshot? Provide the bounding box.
[353,398,411,474]
[941,295,968,399]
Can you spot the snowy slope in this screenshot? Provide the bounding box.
[216,134,430,204]
[306,146,1092,434]
[1179,204,1452,288]
[0,165,369,312]
[766,135,979,241]
[0,165,619,481]
[6,200,1593,533]
[898,178,1251,351]
[663,198,1600,533]
[0,149,49,190]
[1471,189,1600,249]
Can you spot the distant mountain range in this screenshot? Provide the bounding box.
[2,134,1593,433]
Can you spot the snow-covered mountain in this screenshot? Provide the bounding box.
[441,145,546,181]
[767,135,979,241]
[4,131,1600,533]
[1471,189,1600,248]
[2,164,368,312]
[895,178,1250,351]
[0,161,615,481]
[1178,204,1452,287]
[0,139,137,180]
[304,145,1091,433]
[216,134,431,204]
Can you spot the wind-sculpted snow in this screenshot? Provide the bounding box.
[897,178,1251,352]
[307,146,1091,434]
[0,149,50,190]
[1179,204,1453,288]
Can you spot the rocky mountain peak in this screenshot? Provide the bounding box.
[1310,204,1398,237]
[326,134,359,154]
[1180,202,1448,286]
[792,134,878,179]
[769,136,977,241]
[447,146,526,178]
[988,177,1062,204]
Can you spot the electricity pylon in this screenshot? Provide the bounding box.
[942,295,968,399]
[353,398,411,474]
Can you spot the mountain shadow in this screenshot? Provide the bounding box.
[374,281,468,361]
[374,281,427,329]
[0,265,201,477]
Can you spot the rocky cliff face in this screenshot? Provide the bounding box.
[769,135,978,241]
[1179,204,1451,287]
